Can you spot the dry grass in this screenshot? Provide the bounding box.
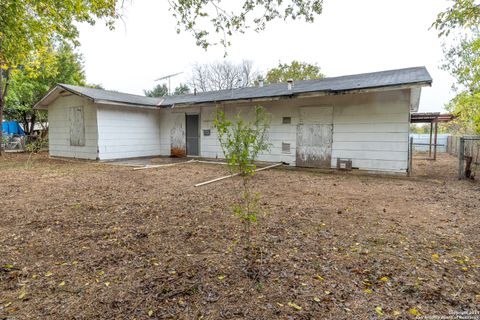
[0,152,479,319]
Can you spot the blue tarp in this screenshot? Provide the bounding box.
[2,121,26,135]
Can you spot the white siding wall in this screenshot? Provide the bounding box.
[96,105,162,160]
[160,89,411,173]
[331,90,410,172]
[48,95,98,160]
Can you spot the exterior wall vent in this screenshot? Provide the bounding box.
[282,142,291,154]
[282,117,292,124]
[336,158,353,171]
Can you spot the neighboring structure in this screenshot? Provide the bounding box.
[35,67,433,174]
[410,133,450,153]
[410,112,455,160]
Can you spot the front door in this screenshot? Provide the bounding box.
[186,114,200,156]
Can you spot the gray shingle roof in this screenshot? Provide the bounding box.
[40,67,431,109]
[59,84,162,107]
[161,66,432,107]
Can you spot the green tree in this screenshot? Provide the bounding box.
[433,0,480,37]
[214,106,271,276]
[0,0,119,153]
[144,84,169,97]
[144,83,191,97]
[265,60,325,84]
[5,43,86,135]
[174,83,190,95]
[433,1,480,133]
[169,1,323,50]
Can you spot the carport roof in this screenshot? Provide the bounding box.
[35,66,432,109]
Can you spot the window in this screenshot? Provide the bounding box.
[282,117,292,124]
[282,142,291,154]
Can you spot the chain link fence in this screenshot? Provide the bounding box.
[447,136,480,179]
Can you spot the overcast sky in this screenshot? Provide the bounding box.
[77,0,455,112]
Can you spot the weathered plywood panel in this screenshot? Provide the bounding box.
[69,106,85,146]
[170,113,186,157]
[296,124,333,168]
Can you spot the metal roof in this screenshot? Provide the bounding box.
[36,67,432,109]
[161,66,432,106]
[411,112,455,123]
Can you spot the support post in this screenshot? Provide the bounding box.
[408,136,413,177]
[433,121,438,161]
[458,137,465,179]
[429,122,433,158]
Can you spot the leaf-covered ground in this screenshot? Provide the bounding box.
[0,153,479,319]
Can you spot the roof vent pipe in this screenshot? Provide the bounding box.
[258,79,264,87]
[287,79,294,90]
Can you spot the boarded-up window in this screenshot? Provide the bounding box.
[69,106,85,146]
[282,117,292,124]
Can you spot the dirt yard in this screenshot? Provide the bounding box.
[0,153,479,319]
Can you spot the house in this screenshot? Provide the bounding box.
[34,66,432,174]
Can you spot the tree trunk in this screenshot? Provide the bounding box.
[29,113,36,135]
[0,70,4,156]
[0,96,3,156]
[0,67,12,156]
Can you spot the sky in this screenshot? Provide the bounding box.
[77,0,456,112]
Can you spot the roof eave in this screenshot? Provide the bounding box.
[94,99,160,109]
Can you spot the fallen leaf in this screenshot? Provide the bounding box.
[364,289,373,294]
[375,306,383,316]
[313,297,320,302]
[105,282,110,286]
[409,308,421,316]
[45,271,53,277]
[288,302,302,311]
[393,310,401,316]
[18,292,26,300]
[379,276,389,282]
[4,302,12,308]
[315,274,325,281]
[58,281,65,287]
[432,253,440,261]
[217,275,225,280]
[148,310,154,317]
